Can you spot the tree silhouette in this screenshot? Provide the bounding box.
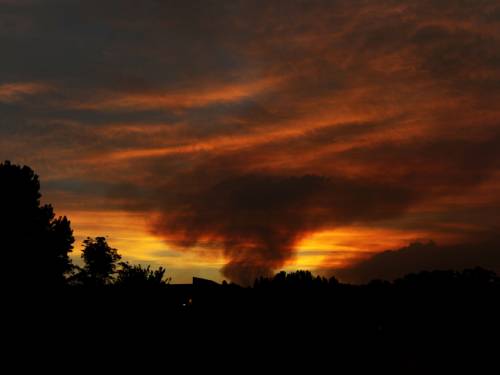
[115,262,170,289]
[254,270,329,290]
[0,160,74,288]
[80,237,121,287]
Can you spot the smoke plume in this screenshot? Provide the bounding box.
[151,174,417,285]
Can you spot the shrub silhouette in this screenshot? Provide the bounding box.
[115,262,170,289]
[0,160,74,288]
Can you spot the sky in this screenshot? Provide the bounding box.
[1,0,500,284]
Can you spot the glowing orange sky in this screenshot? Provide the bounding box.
[1,0,500,283]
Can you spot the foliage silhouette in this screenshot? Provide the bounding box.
[0,160,74,288]
[79,236,121,287]
[116,262,170,289]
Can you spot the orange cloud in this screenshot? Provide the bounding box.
[71,76,282,112]
[0,82,52,103]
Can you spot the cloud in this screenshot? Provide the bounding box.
[332,234,500,284]
[149,174,417,285]
[2,0,500,282]
[0,82,52,103]
[71,76,282,112]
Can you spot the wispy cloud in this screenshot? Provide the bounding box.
[70,77,282,112]
[0,82,52,103]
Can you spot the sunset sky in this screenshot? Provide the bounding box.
[2,0,500,284]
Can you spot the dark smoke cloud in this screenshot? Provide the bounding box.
[151,174,417,285]
[332,234,500,284]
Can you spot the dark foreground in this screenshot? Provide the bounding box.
[6,268,499,372]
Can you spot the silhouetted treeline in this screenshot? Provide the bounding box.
[2,160,499,370]
[1,160,499,297]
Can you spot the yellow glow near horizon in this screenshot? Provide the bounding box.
[65,208,448,282]
[291,227,440,270]
[66,209,226,283]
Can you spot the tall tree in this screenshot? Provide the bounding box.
[80,237,121,286]
[0,160,74,288]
